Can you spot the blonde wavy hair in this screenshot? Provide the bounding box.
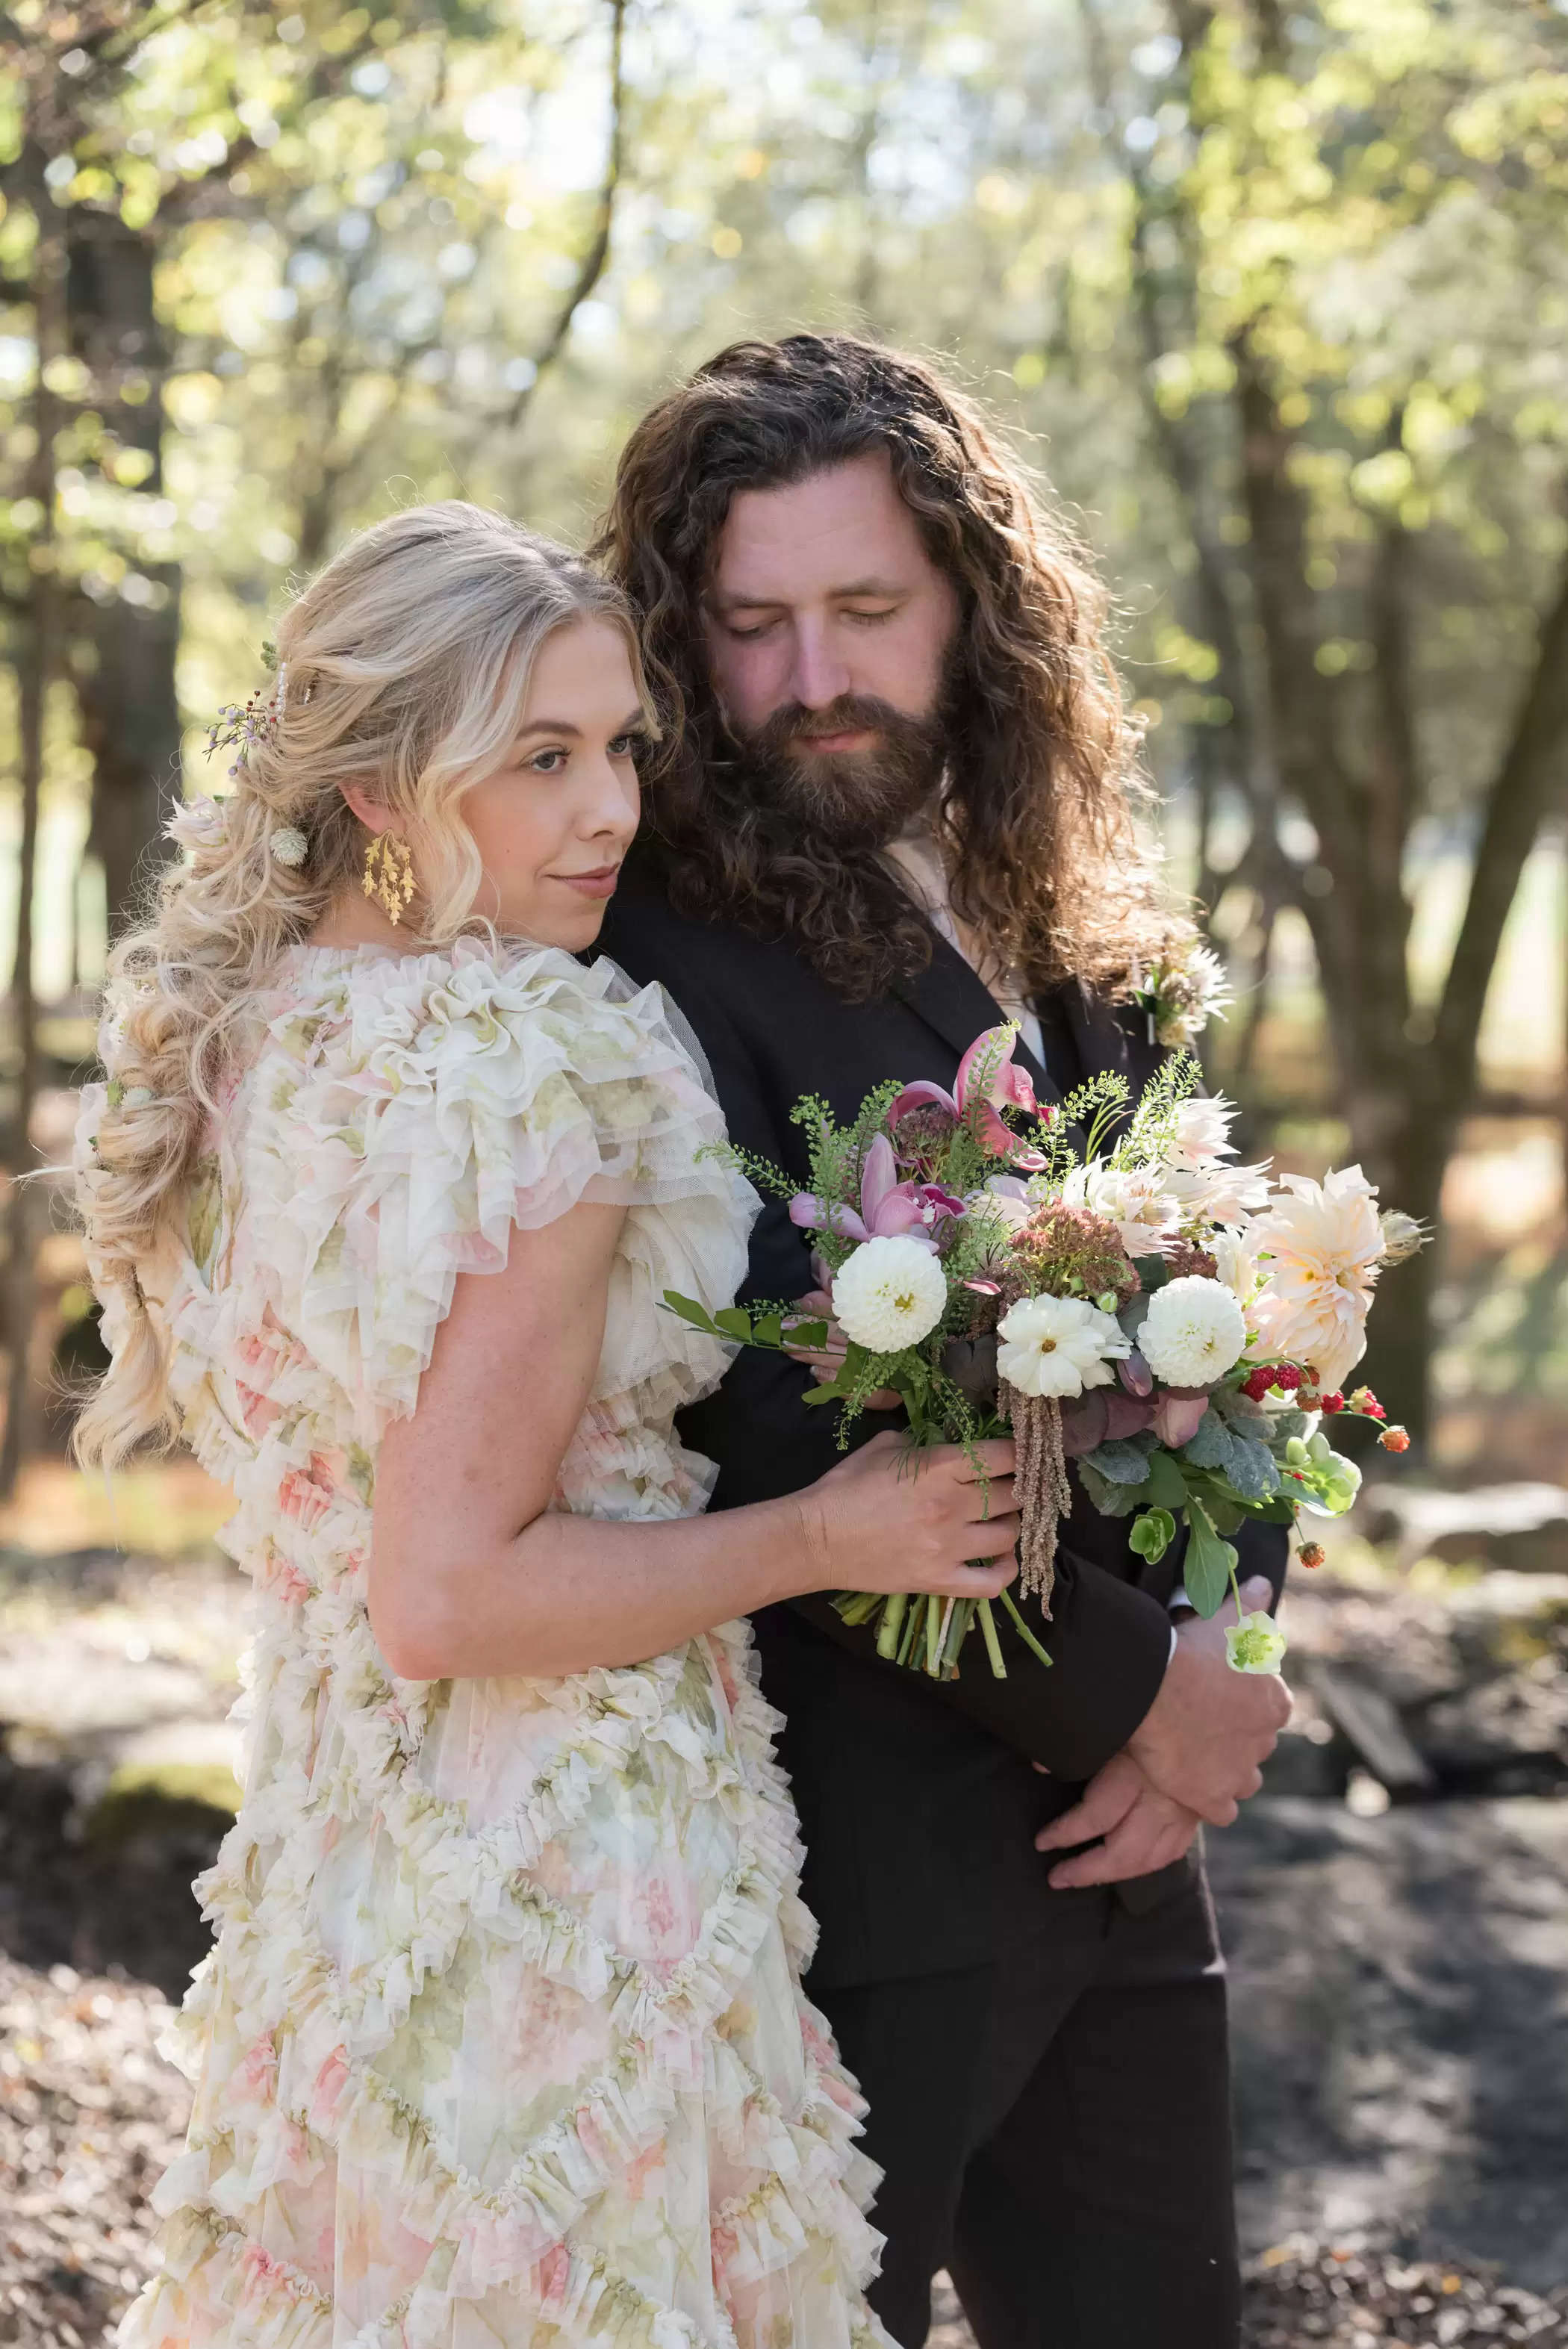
[75,500,650,1468]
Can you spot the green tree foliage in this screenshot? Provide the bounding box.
[3,0,1567,1443]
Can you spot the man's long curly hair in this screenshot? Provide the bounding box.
[593,333,1191,1003]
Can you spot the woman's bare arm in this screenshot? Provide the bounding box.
[367,1201,1018,1681]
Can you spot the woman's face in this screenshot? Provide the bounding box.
[461,617,645,949]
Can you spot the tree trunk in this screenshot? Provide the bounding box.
[2,152,62,1498]
[1354,1102,1453,1458]
[67,208,181,936]
[1,606,46,1499]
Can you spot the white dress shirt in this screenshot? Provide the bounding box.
[880,828,1047,1069]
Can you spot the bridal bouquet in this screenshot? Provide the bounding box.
[666,1024,1421,1681]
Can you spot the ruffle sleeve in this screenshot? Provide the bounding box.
[245,940,758,1443]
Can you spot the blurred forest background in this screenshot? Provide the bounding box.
[1,0,1567,1485]
[4,7,1568,2337]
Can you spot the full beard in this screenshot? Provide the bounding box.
[725,691,952,853]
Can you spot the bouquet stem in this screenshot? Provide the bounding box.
[875,1592,908,1659]
[977,1597,1007,1678]
[939,1597,971,1673]
[998,1586,1054,1669]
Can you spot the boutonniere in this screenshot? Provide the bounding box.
[1129,943,1232,1049]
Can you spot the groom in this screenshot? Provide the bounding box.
[597,335,1289,2349]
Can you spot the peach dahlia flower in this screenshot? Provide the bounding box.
[1250,1164,1387,1391]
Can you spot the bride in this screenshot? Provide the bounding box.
[73,501,1018,2349]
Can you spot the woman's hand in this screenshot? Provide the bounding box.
[784,1287,901,1410]
[796,1430,1018,1598]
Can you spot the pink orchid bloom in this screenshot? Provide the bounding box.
[788,1134,959,1252]
[887,1024,1045,1162]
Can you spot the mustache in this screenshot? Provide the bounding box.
[744,694,927,757]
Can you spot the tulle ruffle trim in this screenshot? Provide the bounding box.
[243,939,757,1444]
[131,1618,891,2349]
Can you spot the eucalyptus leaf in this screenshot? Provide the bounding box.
[1083,1434,1159,1484]
[1181,1410,1282,1503]
[1077,1459,1139,1516]
[1180,1409,1233,1471]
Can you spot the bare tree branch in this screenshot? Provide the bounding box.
[508,0,627,429]
[1086,0,1285,916]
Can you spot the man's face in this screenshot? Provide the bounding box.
[701,449,962,844]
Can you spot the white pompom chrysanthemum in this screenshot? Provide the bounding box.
[995,1292,1130,1399]
[831,1235,949,1352]
[270,824,308,868]
[1138,1274,1248,1386]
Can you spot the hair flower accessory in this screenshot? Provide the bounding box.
[270,825,308,868]
[205,642,293,777]
[206,691,279,776]
[168,794,231,852]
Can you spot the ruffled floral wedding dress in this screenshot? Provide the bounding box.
[87,941,892,2349]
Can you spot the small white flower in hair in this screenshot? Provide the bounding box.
[273,660,288,720]
[170,794,231,849]
[270,825,308,868]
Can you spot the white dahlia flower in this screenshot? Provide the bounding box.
[1139,1275,1248,1386]
[831,1235,949,1352]
[996,1293,1131,1400]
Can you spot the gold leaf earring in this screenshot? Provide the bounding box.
[363,833,417,926]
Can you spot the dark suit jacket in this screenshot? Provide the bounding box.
[602,868,1287,1986]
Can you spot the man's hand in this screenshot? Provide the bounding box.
[1033,1752,1201,1890]
[1125,1575,1291,1826]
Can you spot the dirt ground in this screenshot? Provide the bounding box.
[2,1531,1567,2348]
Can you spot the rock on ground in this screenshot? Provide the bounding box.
[1213,1795,1568,2296]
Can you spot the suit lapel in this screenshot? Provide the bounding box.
[1060,976,1133,1090]
[889,927,1061,1107]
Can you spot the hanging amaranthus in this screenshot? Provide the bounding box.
[999,1381,1073,1616]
